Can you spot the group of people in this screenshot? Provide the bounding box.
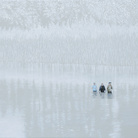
[92,82,113,93]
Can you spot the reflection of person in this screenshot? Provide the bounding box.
[92,83,97,92]
[99,83,105,92]
[107,82,113,93]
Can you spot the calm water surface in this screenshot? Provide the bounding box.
[0,64,138,138]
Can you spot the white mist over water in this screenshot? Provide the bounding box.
[0,0,138,137]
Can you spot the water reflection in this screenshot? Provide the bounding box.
[107,93,113,99]
[0,79,138,137]
[92,92,97,98]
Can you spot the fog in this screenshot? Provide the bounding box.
[0,0,138,137]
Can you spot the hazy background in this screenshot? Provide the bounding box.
[0,0,138,66]
[0,0,138,138]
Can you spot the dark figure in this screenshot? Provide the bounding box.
[99,83,105,92]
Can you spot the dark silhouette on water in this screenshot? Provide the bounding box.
[99,83,106,93]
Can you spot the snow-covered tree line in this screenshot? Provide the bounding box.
[0,0,137,29]
[0,0,137,66]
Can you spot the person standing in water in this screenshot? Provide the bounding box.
[92,83,97,92]
[99,83,106,92]
[107,82,113,93]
